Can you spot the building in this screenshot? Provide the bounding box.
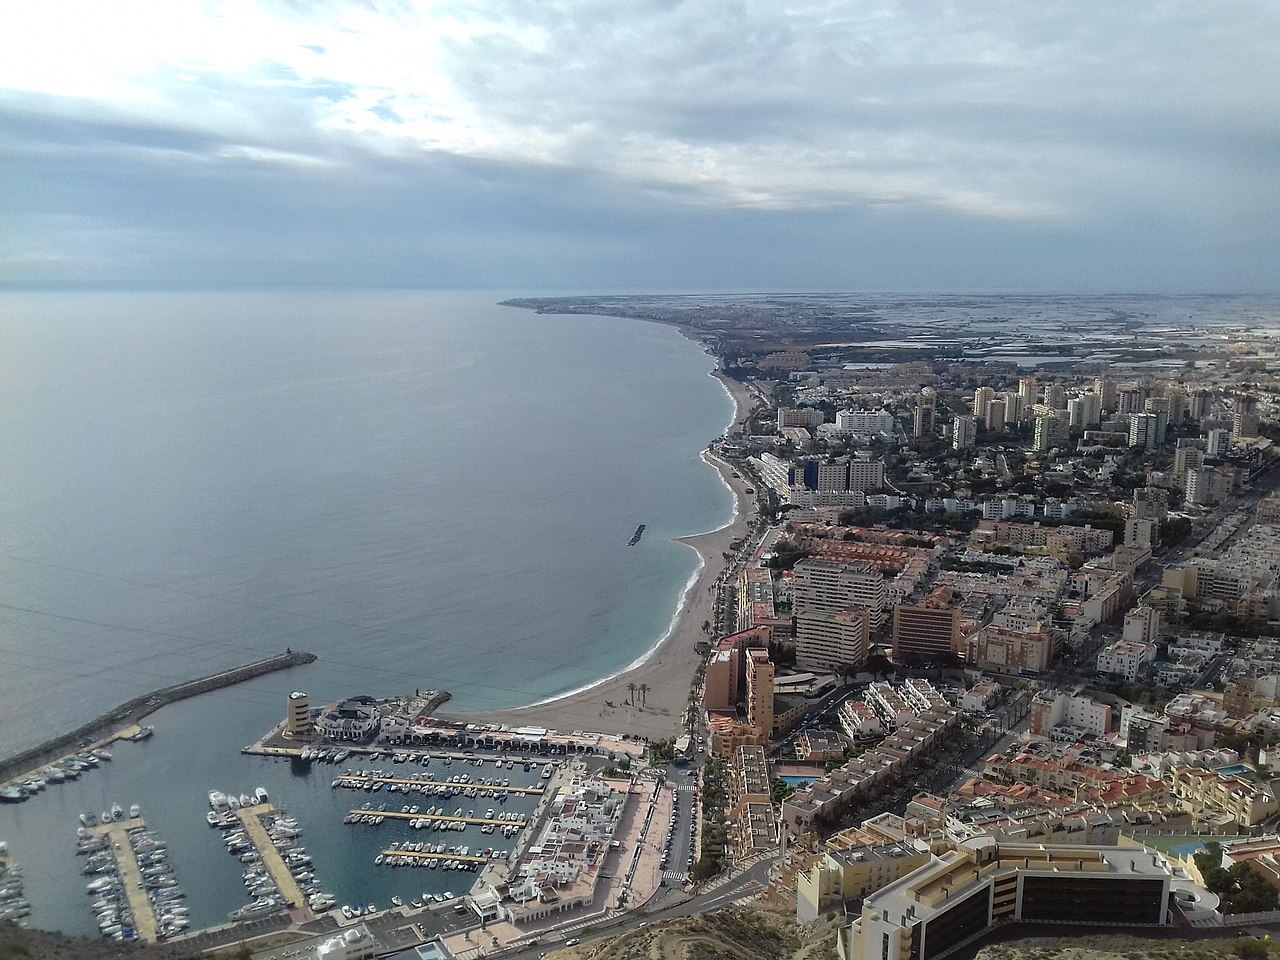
[1206,427,1233,459]
[1029,692,1113,738]
[745,647,775,741]
[778,407,825,430]
[315,927,377,960]
[952,415,977,451]
[1170,764,1279,828]
[1234,395,1261,439]
[1018,376,1039,414]
[317,697,381,741]
[984,398,1006,432]
[1095,639,1156,681]
[839,698,886,741]
[1122,604,1162,644]
[841,839,1178,960]
[966,621,1060,675]
[972,387,995,425]
[891,589,961,665]
[1032,411,1064,452]
[1129,412,1164,452]
[1117,385,1143,416]
[796,608,871,674]
[797,841,931,922]
[914,388,937,438]
[286,691,314,739]
[837,409,896,435]
[794,558,888,628]
[1119,704,1170,753]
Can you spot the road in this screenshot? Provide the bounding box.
[497,858,777,960]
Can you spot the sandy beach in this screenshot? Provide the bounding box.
[450,361,764,741]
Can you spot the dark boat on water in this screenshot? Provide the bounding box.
[627,524,646,546]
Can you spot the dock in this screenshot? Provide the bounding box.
[335,774,544,795]
[347,809,526,829]
[379,849,498,866]
[86,817,157,945]
[234,803,313,921]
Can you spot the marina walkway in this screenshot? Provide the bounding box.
[87,817,157,945]
[234,803,312,921]
[335,775,544,795]
[347,809,527,829]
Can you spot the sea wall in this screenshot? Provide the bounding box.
[0,650,316,784]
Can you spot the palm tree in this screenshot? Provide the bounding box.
[638,683,649,707]
[627,681,637,705]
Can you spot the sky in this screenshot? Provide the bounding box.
[2,1,1278,292]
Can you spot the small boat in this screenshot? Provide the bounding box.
[254,787,269,804]
[391,896,403,907]
[130,726,154,741]
[101,809,113,824]
[80,812,97,827]
[110,803,124,821]
[366,903,376,915]
[239,793,253,807]
[93,749,113,761]
[129,804,141,819]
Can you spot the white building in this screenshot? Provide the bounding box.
[1096,639,1156,681]
[316,927,376,960]
[836,409,896,435]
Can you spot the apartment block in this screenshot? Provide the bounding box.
[842,840,1176,960]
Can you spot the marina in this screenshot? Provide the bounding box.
[0,745,119,805]
[210,789,333,922]
[80,809,187,944]
[331,771,545,796]
[0,842,29,925]
[377,847,506,867]
[344,808,528,831]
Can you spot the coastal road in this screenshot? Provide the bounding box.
[496,858,777,960]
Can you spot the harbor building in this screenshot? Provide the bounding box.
[841,839,1180,960]
[285,691,314,739]
[316,926,377,960]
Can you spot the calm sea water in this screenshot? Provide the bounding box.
[0,289,733,935]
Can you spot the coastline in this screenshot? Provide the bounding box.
[455,356,761,741]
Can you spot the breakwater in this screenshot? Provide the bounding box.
[0,650,316,785]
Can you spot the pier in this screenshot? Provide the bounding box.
[234,803,312,921]
[0,650,315,787]
[334,774,544,795]
[86,817,157,945]
[347,809,526,829]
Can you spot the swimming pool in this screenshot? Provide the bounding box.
[780,775,818,788]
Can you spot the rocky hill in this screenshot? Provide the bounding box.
[0,922,196,960]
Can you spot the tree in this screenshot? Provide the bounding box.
[638,683,649,707]
[626,681,637,705]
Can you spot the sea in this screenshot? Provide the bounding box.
[0,289,735,936]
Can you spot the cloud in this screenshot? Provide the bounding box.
[1,1,1278,289]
